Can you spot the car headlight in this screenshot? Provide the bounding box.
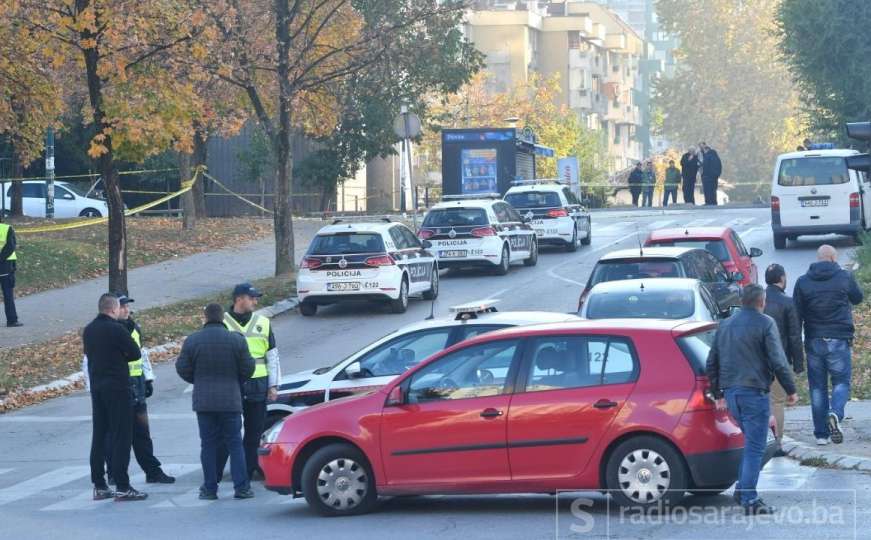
[262,420,285,444]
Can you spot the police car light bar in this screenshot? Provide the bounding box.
[441,193,501,201]
[331,216,392,225]
[449,299,500,320]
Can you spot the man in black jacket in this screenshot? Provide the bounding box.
[83,293,146,501]
[628,162,643,207]
[763,264,805,454]
[706,284,797,515]
[699,142,722,206]
[0,217,21,327]
[679,147,699,204]
[176,303,256,500]
[793,245,864,445]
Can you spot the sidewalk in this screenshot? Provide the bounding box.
[783,401,871,470]
[0,219,325,350]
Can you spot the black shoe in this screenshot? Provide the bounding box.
[198,488,218,501]
[744,499,776,515]
[249,469,265,482]
[828,412,844,444]
[114,488,148,502]
[773,448,788,458]
[234,489,255,499]
[93,487,114,501]
[146,470,176,484]
[107,475,115,486]
[6,321,22,328]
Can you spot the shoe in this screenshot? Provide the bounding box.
[773,448,788,458]
[198,488,218,501]
[6,321,22,327]
[816,437,830,446]
[744,499,776,515]
[114,488,148,501]
[234,489,255,499]
[146,470,176,484]
[107,474,115,486]
[93,487,114,501]
[249,469,265,482]
[828,412,843,444]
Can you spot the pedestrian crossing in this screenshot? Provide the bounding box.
[593,216,761,236]
[0,457,815,513]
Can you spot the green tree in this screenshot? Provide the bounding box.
[654,0,802,201]
[776,0,871,139]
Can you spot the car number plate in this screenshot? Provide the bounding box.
[801,199,829,207]
[439,250,467,258]
[327,282,360,292]
[536,228,558,236]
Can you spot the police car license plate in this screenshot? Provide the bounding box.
[327,282,361,292]
[439,250,467,258]
[535,228,558,236]
[801,198,828,207]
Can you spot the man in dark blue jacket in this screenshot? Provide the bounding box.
[793,245,864,446]
[700,142,722,206]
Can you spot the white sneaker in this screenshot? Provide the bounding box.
[816,438,830,446]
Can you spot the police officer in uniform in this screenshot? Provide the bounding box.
[216,283,280,481]
[0,217,21,327]
[83,294,175,485]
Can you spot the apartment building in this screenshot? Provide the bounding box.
[466,1,645,172]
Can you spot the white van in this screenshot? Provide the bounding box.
[770,149,871,249]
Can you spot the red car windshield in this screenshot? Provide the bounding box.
[589,259,682,287]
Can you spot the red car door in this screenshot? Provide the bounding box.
[729,230,757,284]
[506,335,637,480]
[379,339,522,487]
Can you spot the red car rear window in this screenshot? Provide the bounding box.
[649,239,730,262]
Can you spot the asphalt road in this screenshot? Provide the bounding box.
[1,206,867,540]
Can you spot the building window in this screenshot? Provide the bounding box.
[568,31,581,50]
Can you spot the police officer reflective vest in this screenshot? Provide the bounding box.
[223,312,269,379]
[0,223,17,261]
[128,327,143,377]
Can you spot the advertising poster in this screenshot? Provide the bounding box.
[461,148,498,194]
[558,156,581,198]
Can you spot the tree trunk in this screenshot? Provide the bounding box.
[179,151,196,230]
[80,1,127,294]
[273,0,295,276]
[9,152,23,217]
[192,121,208,218]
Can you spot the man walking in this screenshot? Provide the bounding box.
[763,264,805,455]
[0,217,21,327]
[793,245,864,445]
[176,303,255,500]
[83,293,147,501]
[700,142,722,206]
[680,147,699,204]
[216,283,281,481]
[706,284,797,514]
[628,161,643,207]
[663,160,681,207]
[641,160,656,208]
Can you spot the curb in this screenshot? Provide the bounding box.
[0,297,300,409]
[782,435,871,473]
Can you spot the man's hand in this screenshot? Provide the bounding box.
[715,398,727,412]
[786,393,799,406]
[268,386,278,402]
[145,380,154,398]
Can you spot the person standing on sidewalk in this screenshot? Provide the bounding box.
[763,264,805,455]
[700,142,722,206]
[176,303,256,500]
[663,160,681,207]
[628,161,643,207]
[641,160,656,208]
[706,284,798,515]
[680,147,699,204]
[793,245,864,445]
[0,217,21,327]
[83,293,147,501]
[216,283,281,481]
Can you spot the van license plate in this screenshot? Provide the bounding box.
[801,199,829,207]
[327,282,360,291]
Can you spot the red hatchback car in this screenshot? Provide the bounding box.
[645,227,763,286]
[260,320,771,516]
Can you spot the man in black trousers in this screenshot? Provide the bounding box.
[0,216,21,327]
[83,293,148,501]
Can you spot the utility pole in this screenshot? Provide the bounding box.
[45,127,55,219]
[401,104,417,229]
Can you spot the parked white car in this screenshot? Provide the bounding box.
[2,181,109,218]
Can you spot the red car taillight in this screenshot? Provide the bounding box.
[418,229,434,240]
[547,208,568,218]
[300,257,322,270]
[685,376,716,412]
[471,226,497,237]
[365,255,395,267]
[770,196,780,212]
[850,192,861,208]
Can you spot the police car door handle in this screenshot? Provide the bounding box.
[593,399,618,410]
[480,408,503,418]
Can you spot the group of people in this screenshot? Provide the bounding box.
[83,282,281,502]
[627,143,723,208]
[707,244,863,515]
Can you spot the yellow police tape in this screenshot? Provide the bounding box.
[16,167,203,235]
[0,168,179,183]
[203,172,274,214]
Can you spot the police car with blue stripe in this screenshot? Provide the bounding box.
[418,195,538,274]
[297,218,438,316]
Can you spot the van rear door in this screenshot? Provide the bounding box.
[776,155,854,228]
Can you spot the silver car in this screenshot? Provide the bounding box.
[578,278,722,322]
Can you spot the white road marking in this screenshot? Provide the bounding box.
[724,217,756,228]
[0,466,90,506]
[684,218,716,227]
[184,385,193,394]
[595,221,633,234]
[0,413,196,423]
[0,468,13,476]
[546,231,641,287]
[646,220,676,230]
[151,486,216,508]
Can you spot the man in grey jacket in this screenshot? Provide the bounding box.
[706,284,798,515]
[176,303,255,500]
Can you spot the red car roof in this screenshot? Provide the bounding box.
[647,227,731,242]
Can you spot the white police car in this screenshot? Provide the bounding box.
[504,180,591,251]
[297,218,438,316]
[418,195,538,274]
[265,300,579,427]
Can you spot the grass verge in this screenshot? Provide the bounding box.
[0,274,295,412]
[848,235,871,399]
